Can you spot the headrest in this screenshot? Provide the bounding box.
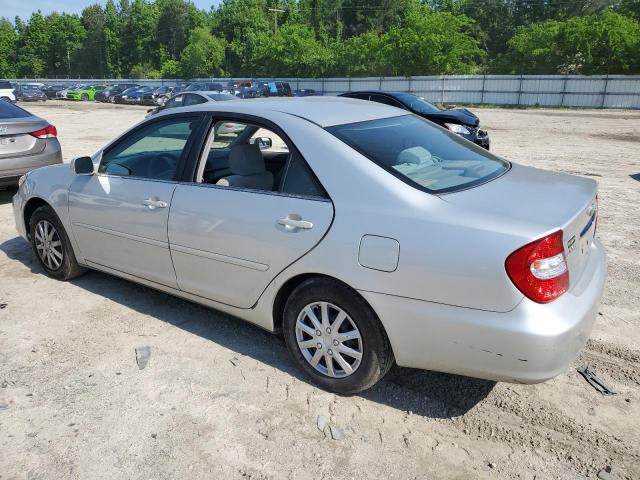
[397,146,434,165]
[229,143,266,176]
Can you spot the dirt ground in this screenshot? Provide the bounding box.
[1,101,638,480]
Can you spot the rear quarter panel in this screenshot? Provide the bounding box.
[261,113,525,313]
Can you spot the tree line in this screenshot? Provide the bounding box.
[0,0,639,80]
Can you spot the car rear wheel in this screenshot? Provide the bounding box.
[0,96,10,102]
[81,93,88,101]
[283,277,394,394]
[29,206,87,281]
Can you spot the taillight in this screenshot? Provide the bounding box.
[30,124,57,139]
[505,230,569,304]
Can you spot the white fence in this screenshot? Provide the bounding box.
[15,75,640,109]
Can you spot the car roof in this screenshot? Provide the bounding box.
[169,97,407,127]
[343,91,409,97]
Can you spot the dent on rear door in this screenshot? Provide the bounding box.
[168,185,334,308]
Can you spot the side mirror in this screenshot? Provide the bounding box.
[254,137,273,149]
[71,156,94,175]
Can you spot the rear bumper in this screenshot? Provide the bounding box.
[0,139,63,187]
[360,238,607,383]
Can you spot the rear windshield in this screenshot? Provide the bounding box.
[327,115,509,194]
[0,101,31,119]
[207,93,236,101]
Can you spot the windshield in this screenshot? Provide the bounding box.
[327,115,508,194]
[185,84,203,91]
[394,93,440,114]
[121,88,137,95]
[207,93,237,101]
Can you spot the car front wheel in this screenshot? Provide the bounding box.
[29,206,86,281]
[283,277,394,394]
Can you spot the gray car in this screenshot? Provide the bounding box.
[12,98,606,394]
[0,101,62,187]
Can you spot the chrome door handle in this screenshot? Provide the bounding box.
[142,198,168,210]
[278,215,313,231]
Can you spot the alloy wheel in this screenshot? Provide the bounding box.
[34,220,64,270]
[295,301,363,378]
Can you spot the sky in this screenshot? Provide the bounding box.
[1,0,223,22]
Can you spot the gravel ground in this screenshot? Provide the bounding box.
[1,101,639,480]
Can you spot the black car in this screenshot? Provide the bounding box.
[141,86,175,106]
[43,84,69,99]
[15,85,47,102]
[97,84,140,103]
[339,91,490,150]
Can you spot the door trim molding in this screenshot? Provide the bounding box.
[72,222,168,249]
[170,243,269,272]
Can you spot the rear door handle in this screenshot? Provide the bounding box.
[142,198,168,210]
[278,215,313,231]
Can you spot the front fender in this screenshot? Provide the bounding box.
[17,164,86,264]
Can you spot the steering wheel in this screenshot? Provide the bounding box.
[151,153,176,180]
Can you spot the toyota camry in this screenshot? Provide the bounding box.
[12,97,606,394]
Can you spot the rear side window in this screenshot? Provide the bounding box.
[281,152,327,198]
[327,115,508,194]
[0,101,31,119]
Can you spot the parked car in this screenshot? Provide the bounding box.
[253,81,292,97]
[13,97,606,394]
[43,84,69,99]
[185,82,224,92]
[145,91,237,117]
[0,101,61,187]
[66,85,106,101]
[140,86,175,106]
[293,88,322,97]
[56,84,82,99]
[222,80,254,96]
[96,84,139,103]
[113,86,154,104]
[340,91,490,149]
[0,80,16,102]
[15,84,47,102]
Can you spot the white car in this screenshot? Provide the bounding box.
[0,80,16,102]
[12,97,606,394]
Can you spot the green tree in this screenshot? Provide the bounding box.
[179,27,225,78]
[15,12,49,77]
[0,18,18,78]
[104,0,122,77]
[334,32,384,76]
[251,23,334,76]
[213,0,270,75]
[45,13,85,77]
[503,11,640,74]
[382,6,483,75]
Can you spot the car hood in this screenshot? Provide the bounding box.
[424,108,480,127]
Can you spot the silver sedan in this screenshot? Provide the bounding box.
[12,98,606,394]
[0,101,62,187]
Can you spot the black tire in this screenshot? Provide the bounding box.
[0,96,10,102]
[81,93,88,101]
[283,277,394,394]
[29,205,87,281]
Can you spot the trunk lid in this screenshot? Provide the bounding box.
[0,117,47,158]
[442,163,598,284]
